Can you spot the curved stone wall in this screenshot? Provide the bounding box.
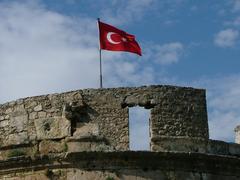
[0,85,239,179]
[0,152,239,180]
[0,85,209,158]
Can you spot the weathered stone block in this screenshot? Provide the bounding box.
[0,120,8,127]
[14,104,25,112]
[6,132,28,146]
[24,100,37,109]
[39,140,67,154]
[34,104,43,112]
[229,143,240,155]
[38,111,47,118]
[5,108,13,114]
[9,114,28,132]
[73,123,99,137]
[151,137,208,153]
[34,117,71,140]
[29,112,38,120]
[208,140,229,155]
[67,141,91,152]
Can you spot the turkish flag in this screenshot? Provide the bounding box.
[98,20,142,56]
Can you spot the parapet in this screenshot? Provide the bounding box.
[0,85,239,158]
[0,85,209,156]
[1,85,240,179]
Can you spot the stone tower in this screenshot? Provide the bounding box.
[0,85,239,180]
[235,125,240,144]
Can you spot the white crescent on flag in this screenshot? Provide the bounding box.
[106,32,121,44]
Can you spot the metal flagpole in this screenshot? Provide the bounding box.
[97,18,103,88]
[99,48,103,88]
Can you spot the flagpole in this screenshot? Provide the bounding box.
[99,48,103,89]
[97,18,103,88]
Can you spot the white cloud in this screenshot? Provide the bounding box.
[214,29,239,47]
[0,1,100,103]
[209,111,239,141]
[101,0,155,25]
[0,1,163,104]
[100,0,188,26]
[193,75,240,142]
[103,56,156,87]
[232,0,240,12]
[144,42,184,65]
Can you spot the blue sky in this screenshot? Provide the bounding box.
[0,0,240,147]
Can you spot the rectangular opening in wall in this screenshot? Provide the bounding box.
[129,107,150,151]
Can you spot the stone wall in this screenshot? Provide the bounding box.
[0,85,210,158]
[0,152,239,180]
[0,85,240,179]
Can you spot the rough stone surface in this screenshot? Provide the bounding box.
[39,140,67,154]
[73,122,99,137]
[0,85,239,179]
[0,152,239,180]
[34,117,71,140]
[0,85,210,152]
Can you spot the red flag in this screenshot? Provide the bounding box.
[98,20,142,56]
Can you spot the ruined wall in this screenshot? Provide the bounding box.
[0,152,240,180]
[0,90,126,158]
[0,85,209,158]
[0,85,240,179]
